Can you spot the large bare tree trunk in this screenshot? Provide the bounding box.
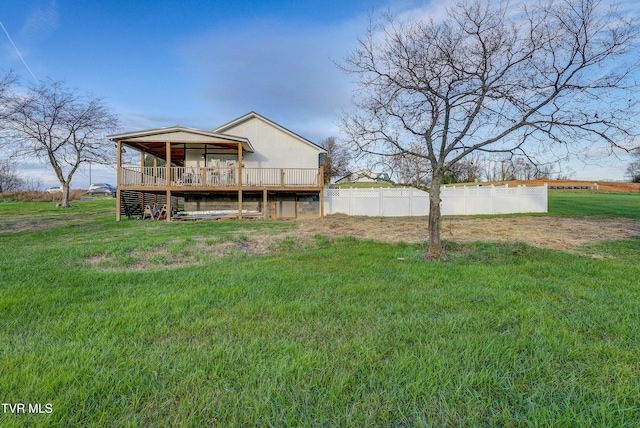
[61,183,71,208]
[427,175,443,257]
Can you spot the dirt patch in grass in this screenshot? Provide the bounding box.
[0,216,71,234]
[89,238,283,271]
[88,215,640,271]
[290,214,640,251]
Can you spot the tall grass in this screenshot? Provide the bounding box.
[1,193,639,426]
[0,189,87,203]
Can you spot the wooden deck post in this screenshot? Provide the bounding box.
[116,140,122,221]
[166,189,172,222]
[319,166,324,217]
[263,189,268,220]
[237,142,243,219]
[166,142,172,222]
[140,150,145,214]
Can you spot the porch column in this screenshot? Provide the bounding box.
[237,142,243,219]
[140,150,145,214]
[116,140,122,221]
[166,142,172,222]
[153,155,157,184]
[166,142,172,183]
[140,150,145,185]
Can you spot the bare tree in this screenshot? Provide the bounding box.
[319,136,352,183]
[0,70,18,123]
[555,166,577,180]
[0,159,24,192]
[341,0,639,256]
[626,148,640,183]
[0,71,22,193]
[22,176,43,192]
[3,79,119,207]
[481,155,515,181]
[479,154,554,181]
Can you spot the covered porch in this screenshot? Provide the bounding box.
[110,126,323,221]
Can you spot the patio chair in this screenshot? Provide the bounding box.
[155,204,167,220]
[143,205,154,220]
[208,160,221,185]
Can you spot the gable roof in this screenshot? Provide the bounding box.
[212,112,327,154]
[108,125,253,152]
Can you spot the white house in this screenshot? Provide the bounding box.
[335,170,390,184]
[109,112,327,221]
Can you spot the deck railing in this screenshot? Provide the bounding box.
[120,166,321,188]
[121,166,167,186]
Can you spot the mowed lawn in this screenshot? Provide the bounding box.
[1,192,639,426]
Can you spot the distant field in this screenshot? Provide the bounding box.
[335,179,640,192]
[471,179,640,192]
[1,193,639,426]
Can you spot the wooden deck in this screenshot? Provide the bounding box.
[120,166,323,192]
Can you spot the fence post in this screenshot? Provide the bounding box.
[409,187,413,216]
[379,187,383,216]
[464,185,468,215]
[491,184,495,214]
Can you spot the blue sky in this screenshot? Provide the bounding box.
[0,0,636,187]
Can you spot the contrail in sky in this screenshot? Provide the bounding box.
[0,20,39,83]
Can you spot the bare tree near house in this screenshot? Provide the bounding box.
[3,79,119,207]
[319,136,352,184]
[340,0,640,257]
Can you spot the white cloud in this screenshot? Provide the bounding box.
[17,0,59,47]
[172,15,364,142]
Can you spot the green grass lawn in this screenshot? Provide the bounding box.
[1,193,639,426]
[549,191,640,219]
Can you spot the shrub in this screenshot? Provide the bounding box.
[0,189,86,202]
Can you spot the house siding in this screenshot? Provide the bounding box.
[218,118,321,169]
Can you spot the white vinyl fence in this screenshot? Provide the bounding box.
[324,184,547,216]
